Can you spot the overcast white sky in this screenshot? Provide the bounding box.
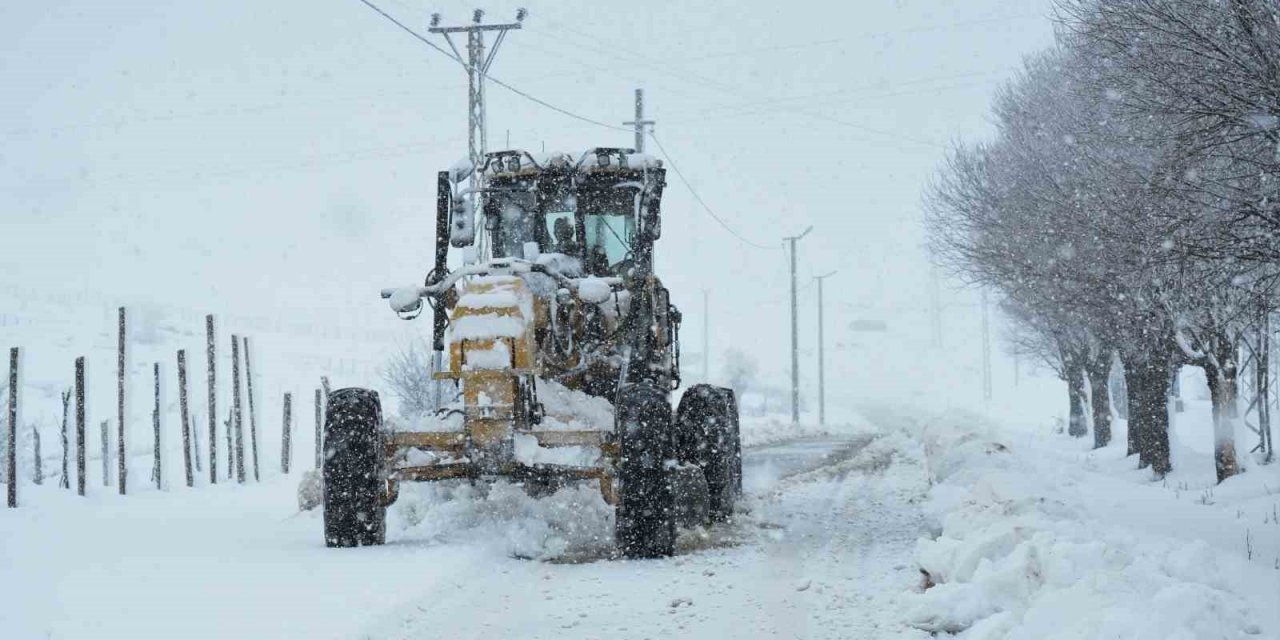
[1,0,1057,401]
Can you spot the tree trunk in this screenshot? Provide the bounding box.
[1202,354,1241,483]
[1084,352,1113,449]
[1066,353,1089,438]
[1125,355,1173,476]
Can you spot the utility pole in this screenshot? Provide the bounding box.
[429,9,525,175]
[623,88,655,152]
[785,226,813,424]
[981,288,992,402]
[429,8,526,260]
[701,289,710,381]
[815,271,837,426]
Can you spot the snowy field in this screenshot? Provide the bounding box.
[4,395,1276,639]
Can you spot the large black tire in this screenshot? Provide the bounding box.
[676,385,742,521]
[615,383,676,559]
[322,388,387,548]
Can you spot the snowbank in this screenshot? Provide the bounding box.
[883,409,1278,639]
[739,413,876,449]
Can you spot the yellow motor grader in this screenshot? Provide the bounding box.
[323,147,741,558]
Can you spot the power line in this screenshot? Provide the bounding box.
[528,22,944,150]
[354,0,628,133]
[647,131,779,251]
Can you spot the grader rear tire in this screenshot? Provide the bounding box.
[676,385,742,521]
[615,383,676,559]
[322,388,387,548]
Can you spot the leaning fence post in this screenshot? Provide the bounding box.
[60,389,70,489]
[231,335,245,484]
[32,426,41,486]
[191,413,202,474]
[76,358,85,496]
[117,307,126,495]
[178,351,193,487]
[314,389,322,469]
[206,314,217,484]
[243,337,260,482]
[281,393,292,474]
[7,347,18,508]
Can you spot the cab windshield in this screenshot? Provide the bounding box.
[580,187,638,276]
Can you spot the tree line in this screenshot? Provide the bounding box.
[927,0,1280,481]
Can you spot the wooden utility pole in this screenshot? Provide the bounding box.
[7,347,18,508]
[206,314,217,484]
[178,350,193,487]
[231,335,245,484]
[76,358,85,496]
[117,307,127,495]
[243,337,259,482]
[281,393,292,474]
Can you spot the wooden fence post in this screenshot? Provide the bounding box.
[191,413,202,474]
[76,358,85,496]
[314,389,322,469]
[151,363,161,490]
[100,421,109,487]
[60,389,70,490]
[178,351,193,487]
[32,426,41,486]
[206,314,217,484]
[7,347,17,508]
[243,337,259,482]
[231,335,244,484]
[282,392,292,474]
[117,307,126,495]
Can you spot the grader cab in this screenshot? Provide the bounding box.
[323,147,741,558]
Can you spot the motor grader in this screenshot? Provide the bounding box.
[322,147,741,558]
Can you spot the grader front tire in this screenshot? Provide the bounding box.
[322,388,387,548]
[615,384,677,559]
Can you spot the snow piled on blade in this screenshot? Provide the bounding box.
[535,377,614,431]
[885,409,1275,639]
[388,480,613,561]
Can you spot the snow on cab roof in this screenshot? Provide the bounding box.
[476,149,663,178]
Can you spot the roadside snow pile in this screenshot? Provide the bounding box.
[388,479,613,561]
[739,413,876,448]
[901,413,1270,639]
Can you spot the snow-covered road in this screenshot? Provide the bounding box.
[1,428,937,640]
